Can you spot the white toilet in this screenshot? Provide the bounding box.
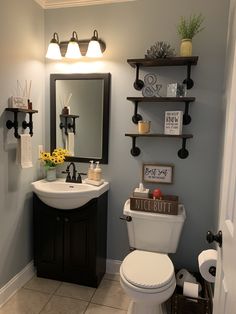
[120,199,186,314]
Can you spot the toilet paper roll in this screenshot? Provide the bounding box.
[176,269,197,287]
[198,249,217,283]
[183,281,199,298]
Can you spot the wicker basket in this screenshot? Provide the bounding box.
[171,273,213,314]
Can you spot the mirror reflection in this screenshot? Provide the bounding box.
[50,73,111,164]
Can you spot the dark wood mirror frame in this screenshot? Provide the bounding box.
[50,73,111,164]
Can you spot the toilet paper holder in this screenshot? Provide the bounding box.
[206,230,222,247]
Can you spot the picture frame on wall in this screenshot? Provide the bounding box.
[142,163,174,184]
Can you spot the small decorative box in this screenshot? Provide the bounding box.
[167,83,186,97]
[8,96,28,109]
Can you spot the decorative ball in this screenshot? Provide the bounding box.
[153,188,163,199]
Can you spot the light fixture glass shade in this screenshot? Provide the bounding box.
[46,43,62,60]
[46,33,62,60]
[65,42,82,58]
[65,31,82,58]
[86,30,103,58]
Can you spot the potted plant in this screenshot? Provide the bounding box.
[177,13,204,56]
[40,148,69,181]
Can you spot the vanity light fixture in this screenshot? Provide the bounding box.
[65,31,82,59]
[86,30,103,58]
[46,33,62,60]
[46,30,106,60]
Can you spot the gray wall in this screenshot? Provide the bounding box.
[0,0,44,287]
[45,0,229,271]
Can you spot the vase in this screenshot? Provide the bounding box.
[180,39,192,57]
[46,167,56,181]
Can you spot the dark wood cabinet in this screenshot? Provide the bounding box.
[33,192,108,287]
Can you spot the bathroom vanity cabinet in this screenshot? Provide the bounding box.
[33,192,108,288]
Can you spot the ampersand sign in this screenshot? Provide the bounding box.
[142,73,162,97]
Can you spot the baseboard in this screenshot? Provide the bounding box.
[0,261,35,308]
[106,258,122,274]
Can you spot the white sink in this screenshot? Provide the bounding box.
[32,178,109,209]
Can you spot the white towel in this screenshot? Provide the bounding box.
[66,132,75,156]
[18,134,33,168]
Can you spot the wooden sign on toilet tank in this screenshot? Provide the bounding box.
[130,196,178,215]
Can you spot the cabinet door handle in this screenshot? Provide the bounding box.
[56,216,60,222]
[64,218,69,223]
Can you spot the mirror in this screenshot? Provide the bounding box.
[50,73,111,164]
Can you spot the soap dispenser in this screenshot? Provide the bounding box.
[88,160,94,180]
[94,161,102,181]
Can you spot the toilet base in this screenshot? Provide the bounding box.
[127,300,165,314]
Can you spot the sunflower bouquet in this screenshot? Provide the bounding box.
[40,148,69,170]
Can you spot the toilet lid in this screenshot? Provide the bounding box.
[121,250,174,289]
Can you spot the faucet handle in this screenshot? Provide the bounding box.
[76,173,82,183]
[76,173,86,183]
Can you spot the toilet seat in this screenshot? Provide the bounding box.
[121,250,175,292]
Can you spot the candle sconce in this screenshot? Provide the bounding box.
[59,114,79,135]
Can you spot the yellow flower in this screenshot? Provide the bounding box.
[40,152,50,160]
[39,148,70,168]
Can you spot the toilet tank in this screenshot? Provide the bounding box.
[123,199,186,254]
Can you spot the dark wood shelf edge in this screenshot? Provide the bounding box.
[5,108,38,113]
[125,133,193,139]
[127,56,198,68]
[127,97,196,103]
[60,114,80,118]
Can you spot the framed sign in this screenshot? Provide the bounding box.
[142,163,174,184]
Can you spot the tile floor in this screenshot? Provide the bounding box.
[0,274,130,314]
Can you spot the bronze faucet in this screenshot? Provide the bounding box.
[63,162,86,183]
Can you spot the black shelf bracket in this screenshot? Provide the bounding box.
[60,116,79,135]
[183,101,191,125]
[22,112,34,136]
[6,111,20,138]
[126,134,192,159]
[130,137,141,156]
[128,98,193,125]
[131,59,196,91]
[183,63,194,89]
[133,64,144,91]
[132,101,143,124]
[5,108,38,139]
[178,138,189,159]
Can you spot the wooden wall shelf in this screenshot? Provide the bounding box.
[125,133,193,159]
[128,56,198,90]
[125,56,198,159]
[127,97,195,125]
[127,56,198,68]
[5,108,38,138]
[59,114,79,135]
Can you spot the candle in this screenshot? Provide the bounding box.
[138,120,151,134]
